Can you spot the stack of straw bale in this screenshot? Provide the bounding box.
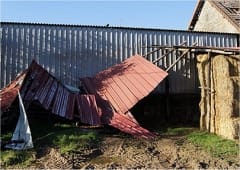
[197,54,239,140]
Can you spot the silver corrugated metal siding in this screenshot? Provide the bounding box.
[1,22,239,93]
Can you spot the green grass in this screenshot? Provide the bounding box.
[187,131,239,160]
[2,117,239,168]
[165,127,196,136]
[0,150,36,167]
[53,130,98,154]
[158,127,196,136]
[0,116,100,167]
[1,132,12,141]
[158,126,239,161]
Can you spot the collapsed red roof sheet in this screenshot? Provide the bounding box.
[81,55,168,138]
[1,55,167,139]
[21,61,102,126]
[76,95,101,126]
[109,112,157,139]
[1,60,102,126]
[81,55,168,114]
[0,71,27,112]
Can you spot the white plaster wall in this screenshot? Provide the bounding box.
[194,1,239,33]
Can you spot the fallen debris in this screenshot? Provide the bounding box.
[1,55,168,138]
[1,61,102,127]
[0,71,27,112]
[19,60,102,126]
[81,55,168,138]
[76,95,101,126]
[81,55,168,115]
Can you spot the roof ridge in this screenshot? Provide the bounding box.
[1,21,239,35]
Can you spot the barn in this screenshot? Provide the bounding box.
[1,21,239,131]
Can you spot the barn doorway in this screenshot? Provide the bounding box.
[130,93,200,131]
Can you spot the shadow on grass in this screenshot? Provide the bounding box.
[152,123,198,137]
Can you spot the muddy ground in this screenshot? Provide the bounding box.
[31,133,239,169]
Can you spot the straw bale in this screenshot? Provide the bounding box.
[197,54,240,140]
[197,54,210,131]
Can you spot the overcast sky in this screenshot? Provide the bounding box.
[1,0,197,30]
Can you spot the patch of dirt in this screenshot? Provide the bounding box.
[30,135,239,169]
[31,148,72,169]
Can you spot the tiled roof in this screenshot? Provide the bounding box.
[189,0,240,31]
[211,0,240,29]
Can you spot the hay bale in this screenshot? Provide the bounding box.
[231,78,239,117]
[213,55,240,139]
[197,54,210,131]
[197,54,240,140]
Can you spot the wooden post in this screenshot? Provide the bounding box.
[210,53,215,133]
[152,41,187,64]
[166,42,197,72]
[206,52,211,132]
[152,49,176,64]
[143,48,161,58]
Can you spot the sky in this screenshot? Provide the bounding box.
[1,0,197,30]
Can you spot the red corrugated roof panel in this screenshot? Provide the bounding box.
[16,61,102,124]
[81,55,168,115]
[76,95,101,126]
[109,112,157,139]
[81,55,167,138]
[2,57,166,138]
[52,86,72,118]
[0,72,27,112]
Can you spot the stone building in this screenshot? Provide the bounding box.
[188,0,240,33]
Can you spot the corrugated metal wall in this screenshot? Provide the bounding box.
[1,22,239,93]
